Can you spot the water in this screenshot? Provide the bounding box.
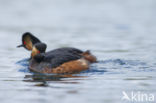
[0,0,156,103]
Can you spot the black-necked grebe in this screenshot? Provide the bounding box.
[18,32,97,74]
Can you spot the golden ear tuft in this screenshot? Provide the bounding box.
[31,46,39,57]
[24,35,33,50]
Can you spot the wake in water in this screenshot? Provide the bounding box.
[16,58,30,73]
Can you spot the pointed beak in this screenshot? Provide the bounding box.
[17,44,24,48]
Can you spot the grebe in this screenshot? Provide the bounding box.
[17,32,97,74]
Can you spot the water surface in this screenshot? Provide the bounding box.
[0,0,156,103]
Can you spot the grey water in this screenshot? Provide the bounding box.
[0,0,156,103]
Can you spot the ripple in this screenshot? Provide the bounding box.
[16,58,29,66]
[99,59,147,66]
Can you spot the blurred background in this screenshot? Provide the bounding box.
[0,0,156,103]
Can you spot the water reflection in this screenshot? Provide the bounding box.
[23,73,87,87]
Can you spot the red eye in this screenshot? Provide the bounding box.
[24,41,26,45]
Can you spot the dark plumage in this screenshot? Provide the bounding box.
[34,43,47,53]
[33,47,83,68]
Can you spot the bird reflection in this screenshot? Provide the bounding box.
[23,73,87,87]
